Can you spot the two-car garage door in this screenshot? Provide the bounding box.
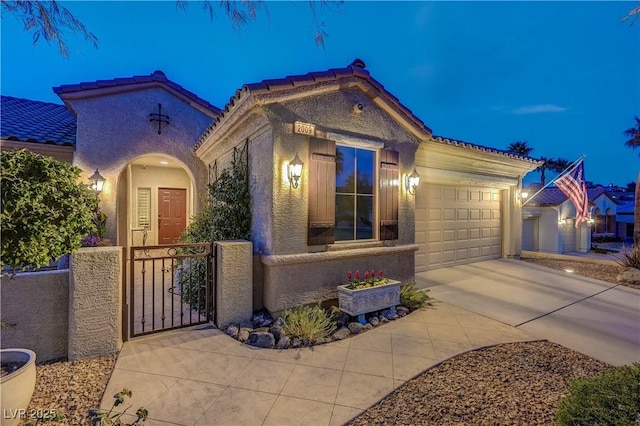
[415,184,502,271]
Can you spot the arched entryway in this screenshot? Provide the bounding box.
[117,154,196,247]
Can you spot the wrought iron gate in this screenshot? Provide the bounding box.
[125,243,215,339]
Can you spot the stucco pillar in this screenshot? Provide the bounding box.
[68,247,123,360]
[216,240,253,328]
[502,186,522,258]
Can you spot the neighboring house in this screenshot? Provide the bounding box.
[521,187,620,253]
[1,60,540,314]
[616,201,635,242]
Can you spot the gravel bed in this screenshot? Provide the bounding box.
[349,341,609,426]
[520,257,628,286]
[21,354,117,426]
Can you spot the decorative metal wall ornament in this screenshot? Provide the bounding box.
[149,103,170,134]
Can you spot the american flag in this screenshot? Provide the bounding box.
[554,160,589,228]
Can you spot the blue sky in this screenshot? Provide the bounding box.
[2,1,638,186]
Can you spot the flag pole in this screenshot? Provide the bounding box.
[521,155,586,206]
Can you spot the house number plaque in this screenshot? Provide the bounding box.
[294,121,315,136]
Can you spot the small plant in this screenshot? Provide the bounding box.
[88,388,148,425]
[399,281,431,310]
[282,304,336,344]
[345,269,389,290]
[554,362,640,426]
[616,245,640,269]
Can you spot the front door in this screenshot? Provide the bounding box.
[158,188,186,244]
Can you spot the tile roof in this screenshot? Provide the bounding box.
[195,59,433,151]
[53,70,220,115]
[525,186,615,206]
[431,135,541,164]
[1,95,76,146]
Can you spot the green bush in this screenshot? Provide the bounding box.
[282,304,337,344]
[554,362,640,426]
[400,281,431,310]
[1,150,98,271]
[178,145,250,312]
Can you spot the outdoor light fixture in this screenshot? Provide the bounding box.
[558,218,567,225]
[288,152,303,189]
[406,168,420,195]
[516,190,529,203]
[89,169,106,193]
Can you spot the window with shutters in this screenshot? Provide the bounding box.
[137,187,151,229]
[335,146,375,241]
[307,137,399,246]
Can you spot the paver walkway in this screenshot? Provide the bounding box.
[103,301,534,425]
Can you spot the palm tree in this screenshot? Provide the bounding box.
[538,157,571,187]
[506,141,534,156]
[623,116,640,243]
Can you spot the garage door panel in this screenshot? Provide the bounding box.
[415,183,502,271]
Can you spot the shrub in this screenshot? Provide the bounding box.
[400,281,431,310]
[617,245,640,269]
[88,388,148,426]
[1,150,98,271]
[178,145,250,312]
[282,304,337,344]
[554,362,640,426]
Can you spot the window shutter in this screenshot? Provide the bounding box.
[379,149,399,240]
[137,188,151,229]
[308,137,336,245]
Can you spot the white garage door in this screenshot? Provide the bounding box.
[415,184,502,271]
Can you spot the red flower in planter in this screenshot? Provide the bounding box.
[379,270,384,277]
[347,271,352,280]
[355,270,361,280]
[364,272,370,279]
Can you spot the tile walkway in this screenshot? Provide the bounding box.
[103,301,536,426]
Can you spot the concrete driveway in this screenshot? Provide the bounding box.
[415,259,640,366]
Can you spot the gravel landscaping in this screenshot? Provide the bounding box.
[22,256,635,425]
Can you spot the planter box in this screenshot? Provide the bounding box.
[338,279,402,317]
[1,348,37,426]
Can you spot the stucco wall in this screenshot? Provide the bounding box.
[266,87,420,255]
[68,247,123,360]
[66,88,212,244]
[261,245,418,314]
[0,270,69,362]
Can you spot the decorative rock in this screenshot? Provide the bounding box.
[369,316,380,327]
[617,267,640,285]
[276,336,291,349]
[269,325,283,342]
[397,310,407,317]
[396,306,410,314]
[225,324,239,338]
[332,327,351,340]
[315,337,332,345]
[378,315,389,323]
[273,317,286,328]
[348,322,365,335]
[332,311,350,328]
[252,309,274,328]
[382,310,399,320]
[291,338,304,348]
[239,319,254,329]
[238,327,252,342]
[255,327,270,333]
[363,323,373,330]
[247,332,275,348]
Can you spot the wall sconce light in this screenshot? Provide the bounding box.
[558,218,567,225]
[587,217,595,227]
[516,190,529,203]
[89,169,106,193]
[288,152,303,189]
[406,168,420,195]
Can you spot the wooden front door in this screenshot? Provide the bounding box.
[158,188,187,245]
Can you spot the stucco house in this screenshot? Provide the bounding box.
[1,59,540,315]
[521,187,620,253]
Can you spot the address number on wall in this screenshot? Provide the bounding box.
[294,121,316,136]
